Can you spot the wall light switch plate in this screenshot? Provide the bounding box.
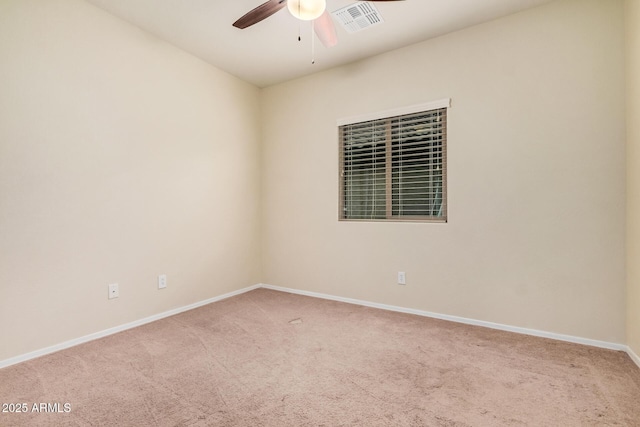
[158,274,167,289]
[108,283,119,299]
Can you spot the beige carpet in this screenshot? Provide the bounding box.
[1,288,639,426]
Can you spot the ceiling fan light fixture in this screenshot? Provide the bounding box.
[287,0,327,21]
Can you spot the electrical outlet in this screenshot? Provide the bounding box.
[158,274,167,289]
[397,272,406,285]
[108,283,119,299]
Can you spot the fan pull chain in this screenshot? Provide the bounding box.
[298,0,302,41]
[311,20,315,64]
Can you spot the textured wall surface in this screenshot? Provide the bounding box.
[0,0,262,361]
[626,0,640,357]
[261,0,626,343]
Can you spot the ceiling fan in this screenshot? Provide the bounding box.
[233,0,404,48]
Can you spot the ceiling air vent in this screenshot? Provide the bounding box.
[331,2,384,34]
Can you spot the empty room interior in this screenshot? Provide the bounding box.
[1,0,640,425]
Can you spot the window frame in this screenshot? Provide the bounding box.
[337,99,450,223]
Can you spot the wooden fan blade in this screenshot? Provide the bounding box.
[233,0,287,29]
[314,10,338,48]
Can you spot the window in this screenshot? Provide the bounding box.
[338,100,448,222]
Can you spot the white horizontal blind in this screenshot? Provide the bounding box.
[339,107,447,221]
[341,120,388,219]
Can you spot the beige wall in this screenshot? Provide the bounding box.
[0,0,261,361]
[262,0,626,343]
[627,0,640,356]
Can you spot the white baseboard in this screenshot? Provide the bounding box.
[628,346,640,369]
[3,283,637,371]
[0,284,261,370]
[261,284,628,352]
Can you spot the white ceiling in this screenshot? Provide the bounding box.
[85,0,553,88]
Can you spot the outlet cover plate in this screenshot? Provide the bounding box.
[397,272,406,285]
[158,274,167,289]
[108,283,119,299]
